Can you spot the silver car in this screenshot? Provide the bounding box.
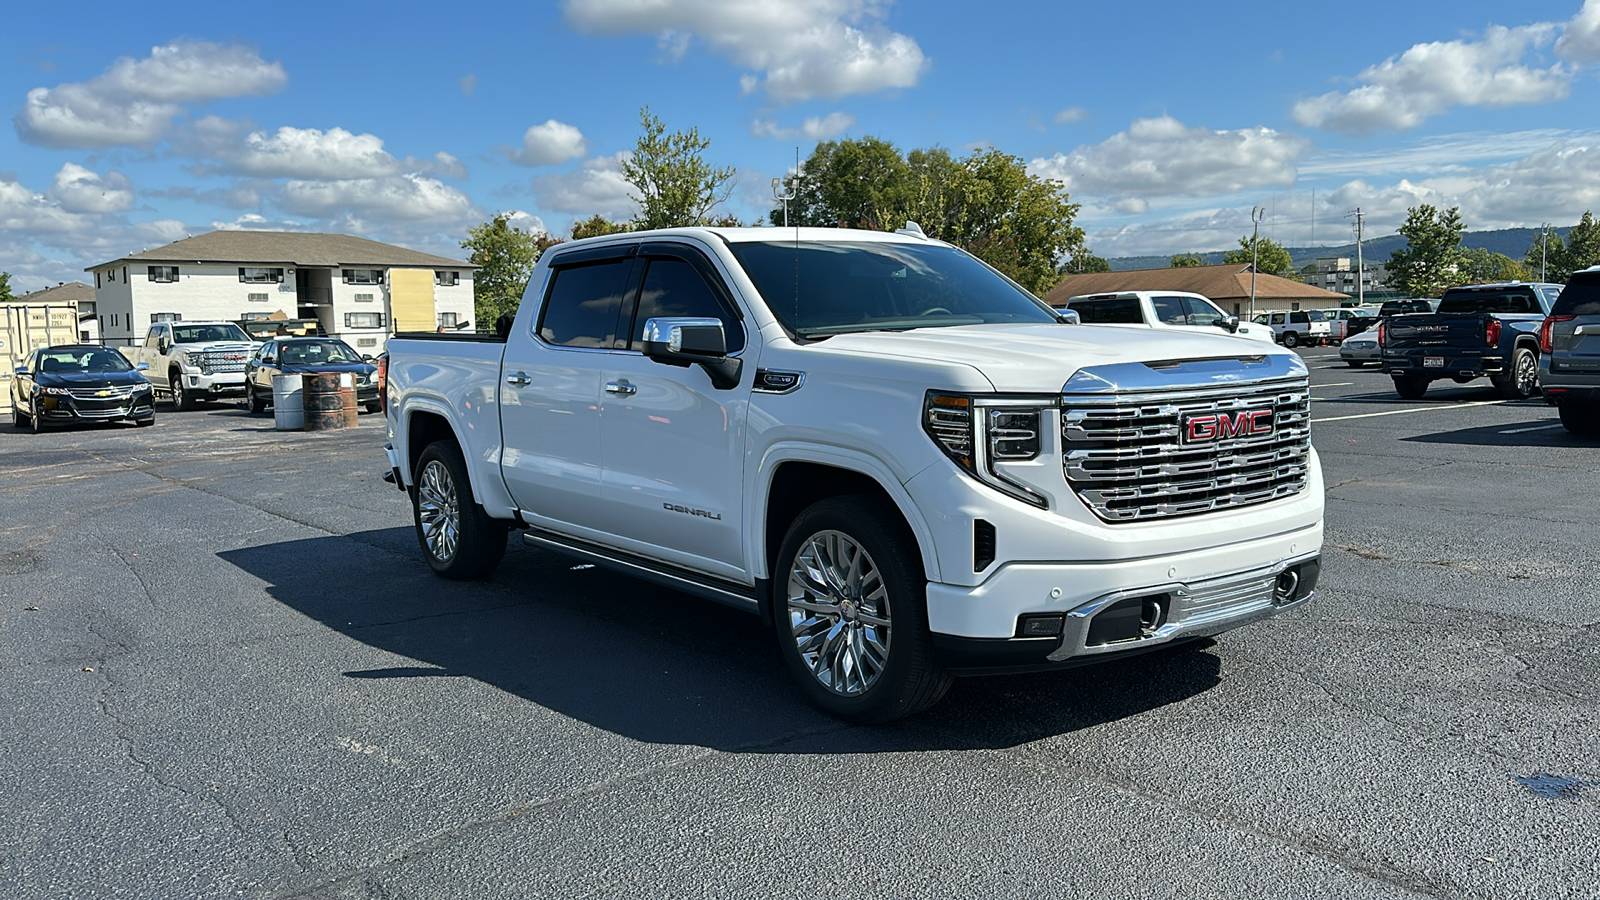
[1540,266,1600,435]
[1339,332,1381,367]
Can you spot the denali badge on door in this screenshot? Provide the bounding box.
[1181,409,1274,444]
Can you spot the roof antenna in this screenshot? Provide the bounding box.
[896,221,927,239]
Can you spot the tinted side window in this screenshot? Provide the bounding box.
[1150,296,1187,325]
[628,258,744,352]
[1552,278,1600,317]
[1067,298,1142,324]
[1290,312,1308,324]
[538,260,633,348]
[1180,296,1225,326]
[1438,290,1539,314]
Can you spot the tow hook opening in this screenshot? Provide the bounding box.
[1086,593,1170,646]
[1274,558,1319,606]
[1274,569,1300,604]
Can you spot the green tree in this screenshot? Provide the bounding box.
[1170,253,1204,267]
[570,215,631,240]
[1385,204,1466,298]
[1222,235,1293,277]
[1563,211,1600,277]
[1458,247,1531,285]
[461,213,560,323]
[619,106,736,229]
[1064,248,1111,273]
[0,271,13,303]
[776,138,1084,294]
[1524,229,1566,282]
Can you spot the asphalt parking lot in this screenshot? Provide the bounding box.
[2,348,1597,900]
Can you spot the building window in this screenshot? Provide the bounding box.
[239,267,285,283]
[437,312,459,328]
[96,271,102,288]
[148,265,179,282]
[354,293,375,302]
[150,312,182,324]
[107,268,116,282]
[1290,302,1301,311]
[345,312,385,329]
[357,337,378,348]
[123,267,128,283]
[435,270,459,286]
[343,269,383,285]
[248,292,269,302]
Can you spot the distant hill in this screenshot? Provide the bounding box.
[1107,227,1569,272]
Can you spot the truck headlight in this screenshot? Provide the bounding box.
[924,392,1051,509]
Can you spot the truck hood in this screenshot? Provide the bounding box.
[175,342,255,352]
[816,323,1293,393]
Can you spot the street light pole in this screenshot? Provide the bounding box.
[1541,223,1552,282]
[1249,205,1265,319]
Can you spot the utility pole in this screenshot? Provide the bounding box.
[1249,206,1265,318]
[1352,207,1365,306]
[1540,223,1552,282]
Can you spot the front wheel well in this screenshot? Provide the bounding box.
[406,411,458,478]
[763,461,923,620]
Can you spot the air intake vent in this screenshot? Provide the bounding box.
[974,519,996,572]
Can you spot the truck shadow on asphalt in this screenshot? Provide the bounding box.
[219,528,1223,753]
[1401,418,1592,447]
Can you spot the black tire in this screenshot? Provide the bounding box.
[136,414,155,428]
[1558,402,1600,437]
[1493,346,1539,400]
[771,495,953,724]
[1282,331,1301,348]
[247,383,267,414]
[1394,375,1429,400]
[364,401,382,414]
[170,372,191,411]
[12,400,28,430]
[30,402,44,434]
[411,440,507,580]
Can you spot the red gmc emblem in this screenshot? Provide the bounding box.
[1182,409,1274,443]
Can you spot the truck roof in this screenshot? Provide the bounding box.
[559,225,941,249]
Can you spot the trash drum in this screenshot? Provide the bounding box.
[272,374,304,431]
[303,372,358,430]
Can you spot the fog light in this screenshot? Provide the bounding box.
[1018,614,1064,637]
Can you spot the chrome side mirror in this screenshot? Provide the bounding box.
[640,317,740,390]
[1056,309,1081,325]
[1220,315,1241,333]
[136,361,150,371]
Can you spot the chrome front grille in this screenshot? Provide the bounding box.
[1061,377,1311,523]
[66,385,138,400]
[197,350,249,374]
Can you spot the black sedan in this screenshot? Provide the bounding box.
[12,345,156,433]
[244,338,380,414]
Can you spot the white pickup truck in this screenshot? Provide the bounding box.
[1063,291,1275,342]
[383,227,1325,722]
[127,321,256,410]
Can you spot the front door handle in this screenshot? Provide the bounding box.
[604,380,636,396]
[505,371,531,387]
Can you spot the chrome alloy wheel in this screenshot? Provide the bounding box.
[786,530,892,696]
[1516,349,1538,395]
[417,459,460,563]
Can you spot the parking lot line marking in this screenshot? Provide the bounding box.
[1314,382,1355,388]
[1313,399,1508,423]
[1498,423,1565,434]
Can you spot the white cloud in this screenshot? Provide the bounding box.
[507,120,588,166]
[276,174,475,222]
[563,0,926,102]
[1299,129,1593,178]
[532,152,638,219]
[211,122,406,179]
[504,210,549,235]
[750,112,856,140]
[1029,116,1307,200]
[14,41,287,148]
[1053,107,1088,125]
[431,151,468,180]
[1292,24,1569,134]
[0,174,93,234]
[45,163,136,214]
[1557,0,1600,61]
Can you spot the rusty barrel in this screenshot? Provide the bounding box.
[301,372,358,430]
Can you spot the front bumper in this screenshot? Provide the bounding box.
[37,392,156,424]
[181,370,247,395]
[925,523,1322,672]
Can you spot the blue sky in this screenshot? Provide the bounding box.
[4,0,1600,292]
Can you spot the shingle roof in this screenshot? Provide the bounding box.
[1043,264,1347,307]
[15,282,95,304]
[85,231,475,271]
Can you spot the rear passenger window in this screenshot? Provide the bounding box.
[628,258,744,353]
[1067,298,1142,324]
[1551,279,1600,317]
[538,260,633,348]
[1150,296,1186,325]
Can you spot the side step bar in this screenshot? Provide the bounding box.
[522,529,760,614]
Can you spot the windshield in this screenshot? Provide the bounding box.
[38,348,133,374]
[173,324,251,343]
[1438,289,1541,314]
[727,240,1058,337]
[279,340,362,365]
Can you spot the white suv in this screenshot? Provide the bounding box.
[1251,310,1332,348]
[1065,291,1274,342]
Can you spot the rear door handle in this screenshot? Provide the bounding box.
[604,380,636,396]
[505,371,531,387]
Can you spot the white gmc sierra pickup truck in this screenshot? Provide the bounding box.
[382,226,1324,722]
[127,320,256,409]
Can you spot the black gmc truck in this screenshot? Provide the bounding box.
[1379,282,1565,400]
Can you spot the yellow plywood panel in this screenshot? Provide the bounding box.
[389,268,436,332]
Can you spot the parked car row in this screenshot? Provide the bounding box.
[11,335,380,433]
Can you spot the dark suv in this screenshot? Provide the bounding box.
[1538,267,1600,435]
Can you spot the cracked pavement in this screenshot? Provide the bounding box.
[2,351,1597,899]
